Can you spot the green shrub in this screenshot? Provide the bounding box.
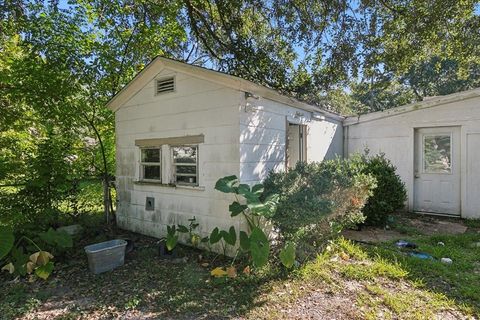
[263,158,376,255]
[359,153,407,226]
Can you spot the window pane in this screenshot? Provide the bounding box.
[176,175,197,184]
[424,135,451,173]
[176,165,196,175]
[143,165,160,180]
[142,148,160,162]
[173,146,197,163]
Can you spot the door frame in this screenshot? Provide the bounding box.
[411,124,463,216]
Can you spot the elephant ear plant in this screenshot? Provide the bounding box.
[214,175,295,269]
[0,226,72,280]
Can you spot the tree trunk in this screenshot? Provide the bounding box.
[103,175,111,224]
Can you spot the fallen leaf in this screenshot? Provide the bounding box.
[30,251,54,266]
[243,266,251,275]
[2,262,14,274]
[226,266,237,278]
[340,252,350,261]
[210,267,228,277]
[201,262,209,267]
[26,261,36,274]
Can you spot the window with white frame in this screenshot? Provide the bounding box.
[140,148,161,181]
[172,145,198,185]
[136,135,203,186]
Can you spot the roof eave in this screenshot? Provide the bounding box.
[344,87,480,126]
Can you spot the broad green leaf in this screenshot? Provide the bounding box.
[237,184,251,195]
[243,191,260,204]
[209,227,222,244]
[39,228,73,249]
[214,175,239,193]
[167,225,176,236]
[221,226,236,246]
[201,236,210,243]
[166,234,178,251]
[251,184,264,195]
[249,227,270,268]
[35,261,54,280]
[279,242,296,269]
[239,231,250,251]
[229,201,247,217]
[177,225,189,233]
[0,226,14,260]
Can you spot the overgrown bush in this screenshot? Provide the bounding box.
[358,153,407,226]
[263,158,376,257]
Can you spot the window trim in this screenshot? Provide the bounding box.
[171,144,199,186]
[139,147,162,182]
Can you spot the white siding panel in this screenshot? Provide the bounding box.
[239,97,343,184]
[345,95,480,218]
[115,69,242,244]
[465,133,480,218]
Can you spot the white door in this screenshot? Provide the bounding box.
[414,127,461,215]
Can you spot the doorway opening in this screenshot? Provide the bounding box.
[287,123,307,168]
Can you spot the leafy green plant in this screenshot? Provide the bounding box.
[214,176,279,268]
[0,226,14,260]
[279,242,296,269]
[0,228,57,280]
[38,228,73,253]
[177,217,202,247]
[359,152,407,226]
[165,225,178,252]
[263,158,376,258]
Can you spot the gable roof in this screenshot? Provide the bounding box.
[105,57,344,121]
[344,87,480,126]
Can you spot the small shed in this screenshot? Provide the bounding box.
[106,57,344,239]
[344,88,480,218]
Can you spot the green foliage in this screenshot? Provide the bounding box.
[279,242,296,269]
[359,153,407,226]
[215,176,279,267]
[166,225,178,252]
[215,175,278,229]
[0,226,14,260]
[38,228,73,252]
[263,159,376,247]
[248,227,270,268]
[1,229,58,280]
[209,227,222,245]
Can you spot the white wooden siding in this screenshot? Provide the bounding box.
[239,98,343,183]
[115,67,243,240]
[345,96,480,218]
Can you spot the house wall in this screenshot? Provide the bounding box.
[239,98,343,184]
[115,68,244,240]
[344,96,480,218]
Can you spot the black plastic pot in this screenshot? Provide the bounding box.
[158,240,178,259]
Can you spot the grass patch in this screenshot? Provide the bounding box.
[1,226,477,319]
[367,232,480,313]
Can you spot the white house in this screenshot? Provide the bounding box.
[106,57,344,239]
[107,57,480,241]
[344,88,480,219]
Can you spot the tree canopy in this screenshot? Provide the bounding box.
[0,0,479,226]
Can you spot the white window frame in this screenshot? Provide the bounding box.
[171,144,199,186]
[139,147,162,182]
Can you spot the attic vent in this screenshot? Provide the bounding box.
[155,77,175,95]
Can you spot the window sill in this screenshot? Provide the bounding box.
[134,180,205,191]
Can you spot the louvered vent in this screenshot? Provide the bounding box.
[155,77,175,95]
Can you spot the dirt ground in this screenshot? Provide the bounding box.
[342,212,469,243]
